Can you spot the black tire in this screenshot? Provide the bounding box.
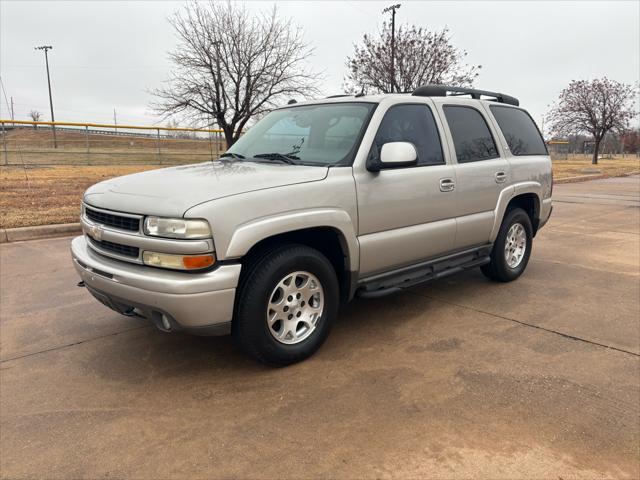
[232,244,339,366]
[481,208,533,282]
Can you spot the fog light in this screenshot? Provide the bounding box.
[142,251,215,270]
[161,314,171,330]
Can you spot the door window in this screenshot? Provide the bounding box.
[372,104,444,166]
[443,106,499,163]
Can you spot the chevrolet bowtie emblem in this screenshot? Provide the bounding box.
[90,224,103,241]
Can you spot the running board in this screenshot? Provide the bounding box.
[357,245,492,298]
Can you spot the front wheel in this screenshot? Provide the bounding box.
[233,244,339,366]
[481,208,533,282]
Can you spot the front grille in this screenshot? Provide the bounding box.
[89,237,140,258]
[85,207,139,232]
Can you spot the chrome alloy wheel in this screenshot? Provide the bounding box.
[267,271,325,345]
[504,222,527,268]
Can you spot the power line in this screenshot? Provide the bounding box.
[4,64,171,69]
[0,76,12,119]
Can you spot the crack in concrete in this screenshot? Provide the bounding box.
[406,290,640,358]
[0,325,151,365]
[553,199,639,207]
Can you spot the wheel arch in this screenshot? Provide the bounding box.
[226,210,359,302]
[490,183,542,242]
[506,193,541,234]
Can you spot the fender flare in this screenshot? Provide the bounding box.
[225,208,360,272]
[489,182,542,242]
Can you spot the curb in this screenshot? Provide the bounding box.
[555,174,607,184]
[555,170,639,184]
[0,223,81,244]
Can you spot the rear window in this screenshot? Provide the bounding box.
[490,106,547,156]
[443,106,499,163]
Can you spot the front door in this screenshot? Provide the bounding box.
[355,101,458,277]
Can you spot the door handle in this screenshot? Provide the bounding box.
[439,178,455,192]
[495,171,507,183]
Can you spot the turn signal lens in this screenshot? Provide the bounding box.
[142,251,215,270]
[182,255,215,269]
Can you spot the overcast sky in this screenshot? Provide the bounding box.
[1,0,638,130]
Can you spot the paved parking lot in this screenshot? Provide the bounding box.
[1,176,639,479]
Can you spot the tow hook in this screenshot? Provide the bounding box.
[77,281,85,287]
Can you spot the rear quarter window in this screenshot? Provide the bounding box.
[490,106,548,156]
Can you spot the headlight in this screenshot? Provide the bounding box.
[143,251,215,270]
[144,216,211,239]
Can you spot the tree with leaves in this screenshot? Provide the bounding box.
[153,1,319,147]
[547,78,638,164]
[344,24,480,94]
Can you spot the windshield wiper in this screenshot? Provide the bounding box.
[252,153,299,165]
[219,152,245,159]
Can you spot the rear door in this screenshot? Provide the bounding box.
[436,101,510,250]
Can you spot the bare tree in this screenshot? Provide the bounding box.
[547,78,638,164]
[165,118,194,139]
[29,110,42,129]
[152,1,319,147]
[621,128,640,155]
[344,24,480,94]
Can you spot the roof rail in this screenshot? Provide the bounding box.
[412,84,519,106]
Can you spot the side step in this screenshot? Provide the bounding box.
[357,245,492,298]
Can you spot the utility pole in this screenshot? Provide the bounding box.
[10,97,14,124]
[113,108,118,132]
[383,4,401,93]
[35,45,57,148]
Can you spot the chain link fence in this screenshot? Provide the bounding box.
[1,120,226,166]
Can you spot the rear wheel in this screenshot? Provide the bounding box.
[481,208,533,282]
[233,244,339,366]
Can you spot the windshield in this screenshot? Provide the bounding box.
[226,102,376,166]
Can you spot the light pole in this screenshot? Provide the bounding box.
[383,4,401,93]
[35,45,57,148]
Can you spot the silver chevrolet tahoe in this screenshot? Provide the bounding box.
[71,84,552,365]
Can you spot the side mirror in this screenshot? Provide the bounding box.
[381,141,417,166]
[367,142,418,172]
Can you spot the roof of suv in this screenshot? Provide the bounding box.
[288,84,521,108]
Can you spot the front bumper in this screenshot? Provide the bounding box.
[71,236,241,335]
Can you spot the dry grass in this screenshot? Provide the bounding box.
[1,155,638,229]
[0,165,158,229]
[552,154,639,180]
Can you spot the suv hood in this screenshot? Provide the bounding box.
[84,160,329,217]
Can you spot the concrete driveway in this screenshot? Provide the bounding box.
[1,176,639,479]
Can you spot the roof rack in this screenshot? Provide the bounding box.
[412,84,519,106]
